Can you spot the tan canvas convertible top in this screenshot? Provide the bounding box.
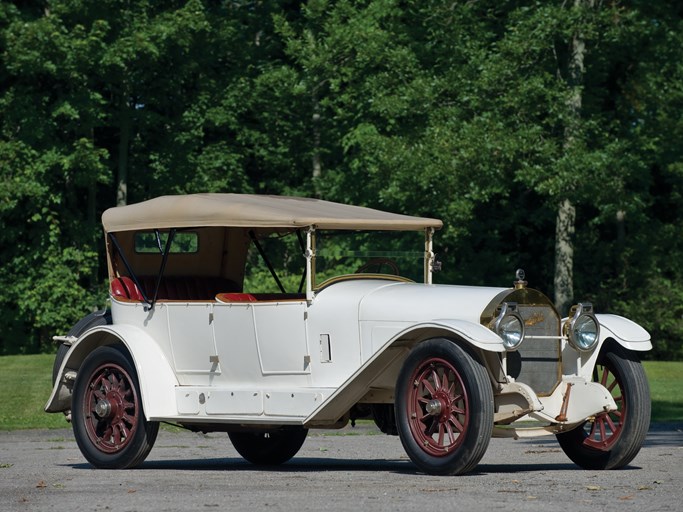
[102,193,443,232]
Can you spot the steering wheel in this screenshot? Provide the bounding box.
[355,258,400,275]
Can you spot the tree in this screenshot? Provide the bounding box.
[1,1,682,358]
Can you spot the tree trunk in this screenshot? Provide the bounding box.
[554,198,576,314]
[554,0,591,314]
[117,103,131,207]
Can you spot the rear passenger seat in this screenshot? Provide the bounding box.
[215,292,306,302]
[111,275,240,301]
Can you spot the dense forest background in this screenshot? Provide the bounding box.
[1,0,682,359]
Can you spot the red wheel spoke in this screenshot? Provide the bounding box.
[114,424,123,445]
[101,376,112,392]
[451,404,465,416]
[441,371,450,393]
[588,420,598,440]
[444,422,456,445]
[425,417,439,436]
[421,378,436,397]
[431,369,441,390]
[604,414,618,433]
[598,416,607,440]
[118,421,131,439]
[437,425,445,446]
[599,367,608,386]
[448,413,464,433]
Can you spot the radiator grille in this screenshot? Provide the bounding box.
[513,304,561,395]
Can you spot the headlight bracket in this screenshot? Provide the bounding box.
[492,302,525,351]
[564,302,600,352]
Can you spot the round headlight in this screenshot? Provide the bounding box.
[565,303,600,352]
[493,302,525,351]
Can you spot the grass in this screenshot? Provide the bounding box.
[0,354,680,431]
[642,361,683,423]
[0,354,70,430]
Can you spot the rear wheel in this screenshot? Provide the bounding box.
[229,428,308,465]
[395,338,494,475]
[71,346,159,469]
[556,344,650,470]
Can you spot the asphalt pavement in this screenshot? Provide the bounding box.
[1,422,681,512]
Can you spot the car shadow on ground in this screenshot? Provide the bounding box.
[64,457,588,475]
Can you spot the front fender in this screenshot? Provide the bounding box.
[45,325,178,419]
[305,319,503,426]
[407,319,506,352]
[596,314,652,351]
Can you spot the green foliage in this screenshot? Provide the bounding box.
[0,1,682,358]
[611,277,683,361]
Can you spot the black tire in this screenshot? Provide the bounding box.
[371,403,398,435]
[71,346,159,469]
[52,310,112,384]
[228,428,308,465]
[556,344,650,470]
[395,338,494,475]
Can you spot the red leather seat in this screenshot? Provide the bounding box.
[215,292,258,303]
[110,276,144,301]
[111,276,240,301]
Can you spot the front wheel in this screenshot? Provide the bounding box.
[556,344,650,470]
[229,428,308,465]
[71,346,159,469]
[395,338,494,475]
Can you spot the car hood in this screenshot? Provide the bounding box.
[361,281,512,324]
[317,280,510,325]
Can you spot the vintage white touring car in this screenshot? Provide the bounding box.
[46,194,652,475]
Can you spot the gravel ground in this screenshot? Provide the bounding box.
[1,423,681,512]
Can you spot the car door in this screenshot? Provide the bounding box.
[252,301,311,374]
[166,302,219,383]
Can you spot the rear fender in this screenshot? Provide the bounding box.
[45,325,177,419]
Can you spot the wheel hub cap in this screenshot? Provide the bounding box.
[95,399,112,419]
[425,399,443,416]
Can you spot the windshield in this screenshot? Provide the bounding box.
[242,230,425,294]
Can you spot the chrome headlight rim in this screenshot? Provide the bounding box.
[565,302,600,352]
[492,302,525,351]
